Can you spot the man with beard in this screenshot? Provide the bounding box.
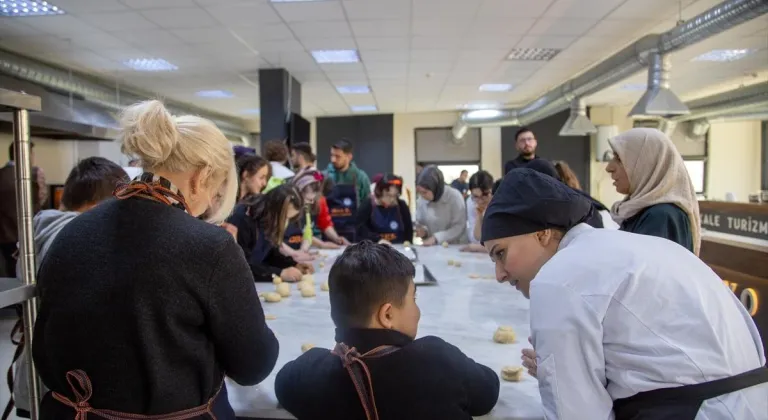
[503,127,539,175]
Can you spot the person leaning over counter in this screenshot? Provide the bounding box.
[606,127,701,254]
[482,168,767,420]
[415,165,467,246]
[461,170,494,253]
[32,100,279,420]
[228,184,314,283]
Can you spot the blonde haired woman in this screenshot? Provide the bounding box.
[32,100,278,420]
[606,127,701,254]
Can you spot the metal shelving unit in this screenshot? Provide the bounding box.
[0,88,42,420]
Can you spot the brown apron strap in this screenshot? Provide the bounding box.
[52,370,223,420]
[113,182,189,214]
[2,319,24,420]
[332,342,399,420]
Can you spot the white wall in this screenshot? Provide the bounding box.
[706,120,762,201]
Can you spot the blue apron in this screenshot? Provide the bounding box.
[370,202,405,244]
[326,183,358,242]
[283,222,304,250]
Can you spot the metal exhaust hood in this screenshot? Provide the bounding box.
[628,53,690,118]
[559,97,597,136]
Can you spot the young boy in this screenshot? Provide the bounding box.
[275,241,499,419]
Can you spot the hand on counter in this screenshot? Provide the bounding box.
[421,236,437,247]
[297,262,315,275]
[280,267,303,282]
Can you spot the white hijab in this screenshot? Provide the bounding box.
[609,128,701,255]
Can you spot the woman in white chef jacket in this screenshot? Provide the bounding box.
[482,168,767,420]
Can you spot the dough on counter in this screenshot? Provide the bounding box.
[500,366,524,382]
[321,281,329,291]
[403,241,411,247]
[454,261,462,268]
[447,259,455,266]
[319,262,325,268]
[442,241,449,248]
[297,281,313,291]
[272,274,282,285]
[265,314,277,320]
[468,274,480,279]
[301,343,314,353]
[493,326,516,344]
[264,292,282,303]
[301,287,317,298]
[276,283,291,297]
[301,273,314,283]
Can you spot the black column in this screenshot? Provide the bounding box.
[258,68,302,150]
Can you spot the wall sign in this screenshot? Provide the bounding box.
[701,209,768,241]
[716,271,767,354]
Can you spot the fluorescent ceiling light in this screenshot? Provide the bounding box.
[311,49,359,64]
[620,83,647,91]
[123,58,177,72]
[466,110,503,119]
[351,105,377,112]
[196,90,234,99]
[459,102,502,110]
[337,85,370,94]
[241,108,260,115]
[479,84,513,92]
[0,0,65,16]
[507,48,561,61]
[693,49,753,62]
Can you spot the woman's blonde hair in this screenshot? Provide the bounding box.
[119,100,237,223]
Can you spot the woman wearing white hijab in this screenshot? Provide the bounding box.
[605,128,701,254]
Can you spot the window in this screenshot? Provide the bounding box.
[438,164,480,186]
[683,158,707,195]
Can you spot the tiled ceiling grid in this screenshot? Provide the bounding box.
[0,0,765,120]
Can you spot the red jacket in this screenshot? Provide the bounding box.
[315,196,333,232]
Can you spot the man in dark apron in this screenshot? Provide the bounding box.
[482,169,768,420]
[325,176,358,243]
[323,140,372,243]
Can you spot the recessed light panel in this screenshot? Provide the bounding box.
[693,49,753,62]
[351,105,377,112]
[196,90,234,99]
[506,48,561,61]
[479,84,513,92]
[337,85,370,94]
[0,0,65,16]
[311,49,360,64]
[123,58,178,72]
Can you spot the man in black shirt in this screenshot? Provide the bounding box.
[450,170,469,199]
[503,127,540,174]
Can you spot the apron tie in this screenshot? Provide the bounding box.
[52,370,222,420]
[332,343,399,420]
[114,181,189,213]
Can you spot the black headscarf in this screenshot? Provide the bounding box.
[416,165,445,202]
[481,169,594,243]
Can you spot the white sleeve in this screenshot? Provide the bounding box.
[529,282,614,420]
[466,197,477,243]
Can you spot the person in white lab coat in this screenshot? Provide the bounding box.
[481,168,767,420]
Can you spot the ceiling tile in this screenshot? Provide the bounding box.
[528,18,599,36]
[411,18,469,37]
[300,37,356,50]
[171,27,237,45]
[51,0,128,12]
[476,0,555,18]
[0,35,78,53]
[204,3,283,26]
[120,0,196,8]
[320,62,366,73]
[342,93,376,106]
[324,72,368,83]
[22,15,102,36]
[410,49,459,62]
[359,49,409,62]
[586,18,652,39]
[609,0,685,19]
[350,20,409,38]
[77,12,159,32]
[113,29,186,47]
[544,0,624,19]
[411,37,462,50]
[273,1,346,22]
[356,37,409,51]
[412,0,482,18]
[461,35,522,50]
[66,32,133,49]
[141,8,219,29]
[253,39,306,53]
[516,35,576,49]
[231,24,295,43]
[294,72,330,83]
[469,19,536,36]
[290,21,353,39]
[342,0,411,20]
[0,20,44,37]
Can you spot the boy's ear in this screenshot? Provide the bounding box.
[376,303,395,329]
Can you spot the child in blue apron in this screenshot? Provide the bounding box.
[355,174,413,244]
[228,185,314,283]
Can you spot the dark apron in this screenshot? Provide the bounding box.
[613,365,768,420]
[46,370,234,420]
[370,202,405,244]
[326,183,358,242]
[283,222,303,250]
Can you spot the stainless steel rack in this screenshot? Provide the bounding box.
[0,87,42,420]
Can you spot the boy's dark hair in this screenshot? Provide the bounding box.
[469,170,494,191]
[331,139,353,154]
[515,127,533,141]
[242,184,303,245]
[329,241,415,328]
[292,142,316,163]
[61,157,129,211]
[264,140,290,163]
[8,142,34,161]
[373,173,403,198]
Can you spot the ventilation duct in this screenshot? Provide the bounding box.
[704,110,768,123]
[458,108,519,126]
[0,49,249,138]
[559,97,597,136]
[452,0,768,130]
[452,121,468,140]
[672,80,768,121]
[628,52,689,118]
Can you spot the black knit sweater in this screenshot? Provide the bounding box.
[32,197,279,418]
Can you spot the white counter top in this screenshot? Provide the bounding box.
[227,245,544,419]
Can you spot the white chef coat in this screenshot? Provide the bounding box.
[466,196,480,244]
[530,223,767,420]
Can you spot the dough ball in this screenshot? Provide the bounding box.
[301,274,314,283]
[301,343,314,353]
[272,274,282,285]
[447,259,455,266]
[263,292,282,303]
[301,287,317,298]
[276,283,291,297]
[403,240,411,246]
[493,326,516,344]
[500,366,524,382]
[265,314,277,320]
[468,274,480,279]
[454,261,462,268]
[297,281,312,291]
[442,241,449,248]
[320,281,329,292]
[319,262,325,268]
